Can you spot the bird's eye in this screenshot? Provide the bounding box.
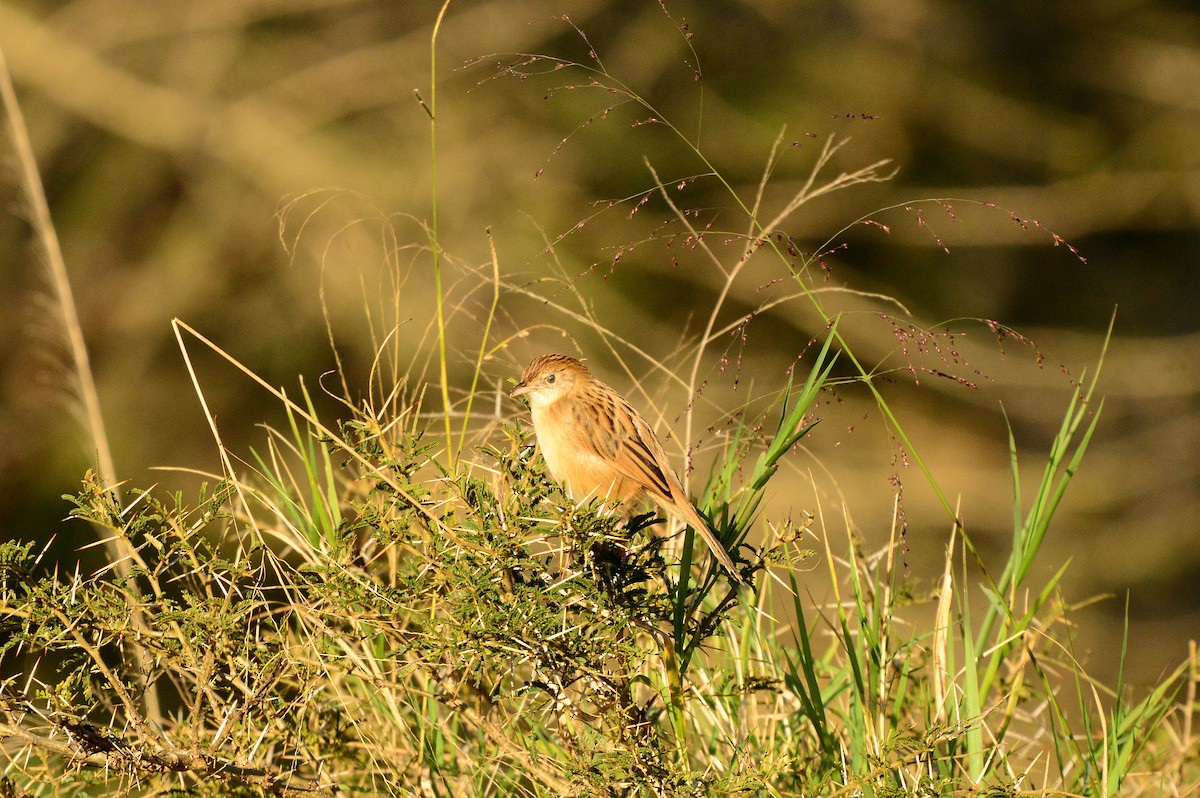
[546,373,556,384]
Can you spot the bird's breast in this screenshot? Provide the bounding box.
[531,399,641,505]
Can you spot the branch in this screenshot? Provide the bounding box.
[0,715,338,798]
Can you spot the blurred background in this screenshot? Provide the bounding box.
[1,0,1197,688]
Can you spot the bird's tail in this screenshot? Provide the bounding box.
[672,498,745,585]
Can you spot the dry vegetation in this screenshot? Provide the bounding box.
[2,1,1199,796]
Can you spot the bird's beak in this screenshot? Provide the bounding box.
[510,381,530,398]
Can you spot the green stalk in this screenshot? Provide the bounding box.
[974,313,1113,660]
[429,1,454,463]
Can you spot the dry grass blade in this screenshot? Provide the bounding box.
[0,46,120,513]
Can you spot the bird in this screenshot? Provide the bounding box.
[510,353,744,584]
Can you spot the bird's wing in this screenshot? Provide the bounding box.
[570,388,676,503]
[569,385,745,583]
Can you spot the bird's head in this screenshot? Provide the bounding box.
[511,354,589,408]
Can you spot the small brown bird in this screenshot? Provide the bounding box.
[511,354,743,584]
